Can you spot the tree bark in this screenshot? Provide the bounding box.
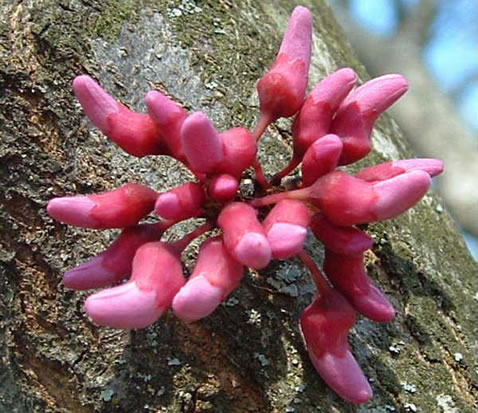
[1,1,477,412]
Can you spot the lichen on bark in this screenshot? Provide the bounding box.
[1,1,477,412]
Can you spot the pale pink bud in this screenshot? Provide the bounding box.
[180,112,225,173]
[73,75,164,157]
[263,200,311,259]
[292,68,357,157]
[155,182,205,221]
[145,90,188,161]
[356,158,444,182]
[301,134,343,186]
[172,237,244,322]
[331,74,409,165]
[310,213,373,256]
[64,223,166,290]
[85,241,184,329]
[323,249,395,322]
[218,202,272,269]
[300,289,372,404]
[216,128,257,178]
[207,174,239,202]
[257,6,312,121]
[47,183,158,229]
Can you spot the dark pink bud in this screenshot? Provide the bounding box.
[181,112,225,173]
[331,74,409,165]
[73,75,165,157]
[47,183,158,229]
[155,182,205,221]
[218,202,272,269]
[263,200,310,259]
[310,213,373,256]
[145,90,188,162]
[257,6,312,121]
[300,289,372,404]
[356,158,444,182]
[85,241,184,329]
[323,249,395,322]
[207,174,239,202]
[172,237,244,322]
[215,128,257,178]
[64,222,168,290]
[301,134,343,187]
[292,68,357,157]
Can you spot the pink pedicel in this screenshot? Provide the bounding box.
[47,183,158,229]
[145,90,188,162]
[73,75,164,157]
[207,174,239,202]
[64,222,167,290]
[173,237,244,322]
[263,200,311,259]
[323,249,395,322]
[51,6,445,405]
[356,158,444,182]
[181,112,224,174]
[301,134,343,187]
[218,203,272,269]
[292,68,357,158]
[300,289,372,404]
[257,6,312,122]
[331,74,409,165]
[155,182,205,221]
[310,213,373,256]
[85,241,184,329]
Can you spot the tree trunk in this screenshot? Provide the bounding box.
[1,1,477,412]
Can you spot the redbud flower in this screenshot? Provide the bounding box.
[155,182,205,221]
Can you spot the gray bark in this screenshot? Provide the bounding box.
[1,1,477,412]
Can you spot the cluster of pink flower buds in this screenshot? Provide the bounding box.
[47,6,443,404]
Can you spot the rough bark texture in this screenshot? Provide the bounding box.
[1,1,477,412]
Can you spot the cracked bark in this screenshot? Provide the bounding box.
[1,1,477,412]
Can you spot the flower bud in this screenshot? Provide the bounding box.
[155,182,205,221]
[207,174,239,202]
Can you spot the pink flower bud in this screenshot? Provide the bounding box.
[216,128,257,178]
[307,170,431,226]
[263,200,310,259]
[310,213,373,256]
[180,112,225,173]
[64,222,167,290]
[301,134,343,187]
[85,241,184,329]
[331,74,409,165]
[218,202,272,269]
[257,6,312,121]
[47,183,158,229]
[356,158,444,182]
[172,237,243,322]
[300,289,372,404]
[145,90,188,161]
[73,75,164,157]
[292,68,357,157]
[155,182,205,221]
[207,174,239,202]
[323,249,395,322]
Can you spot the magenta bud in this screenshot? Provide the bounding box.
[218,203,272,269]
[301,134,343,186]
[356,158,444,182]
[257,6,312,121]
[73,75,164,157]
[310,213,373,256]
[47,183,158,229]
[155,182,205,221]
[263,200,311,259]
[216,128,257,178]
[181,112,225,173]
[64,223,166,290]
[292,68,357,157]
[331,74,409,165]
[207,174,239,202]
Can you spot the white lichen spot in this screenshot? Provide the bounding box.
[404,403,417,412]
[436,394,460,413]
[389,345,401,355]
[401,381,417,394]
[224,296,239,307]
[101,389,114,402]
[247,308,262,325]
[167,358,181,366]
[453,352,463,362]
[385,405,396,412]
[254,353,271,367]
